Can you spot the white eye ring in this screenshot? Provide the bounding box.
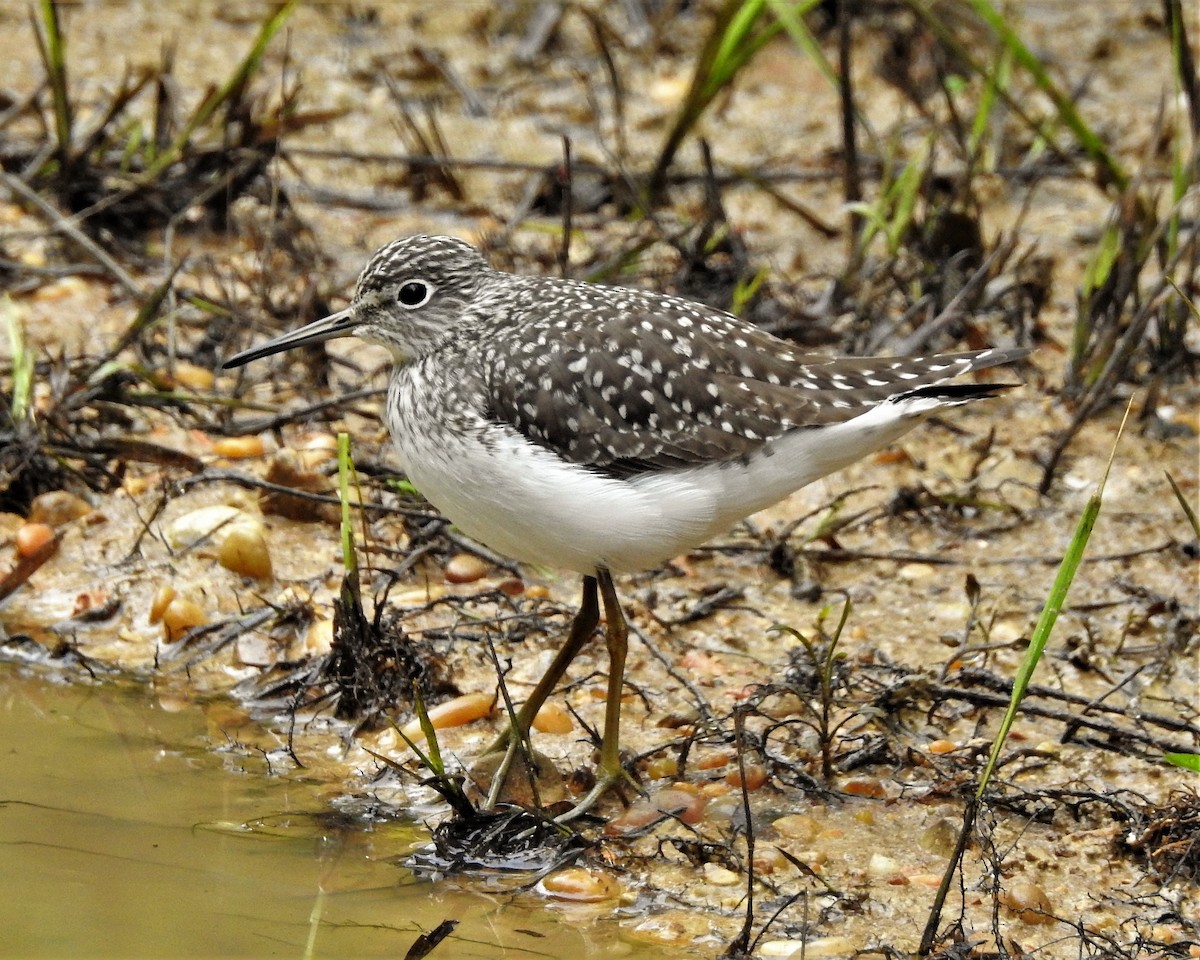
[396,280,434,308]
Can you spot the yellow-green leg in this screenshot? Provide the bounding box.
[482,576,599,808]
[555,568,636,822]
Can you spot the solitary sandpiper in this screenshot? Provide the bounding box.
[224,234,1026,817]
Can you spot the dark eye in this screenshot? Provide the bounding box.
[397,280,433,308]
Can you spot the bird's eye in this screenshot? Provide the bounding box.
[397,280,433,308]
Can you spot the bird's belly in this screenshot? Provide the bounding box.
[387,394,931,577]
[390,424,722,575]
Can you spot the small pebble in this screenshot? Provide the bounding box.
[873,447,911,465]
[843,776,886,798]
[928,738,957,754]
[696,750,735,771]
[399,692,495,742]
[898,562,936,581]
[532,701,573,734]
[148,585,175,624]
[469,748,564,807]
[70,589,110,618]
[703,863,739,886]
[606,785,707,835]
[297,432,338,467]
[1000,879,1054,924]
[867,853,898,877]
[919,817,959,856]
[537,867,620,902]
[212,435,265,459]
[304,618,333,656]
[217,522,273,580]
[725,763,768,791]
[122,475,150,497]
[773,814,820,842]
[699,781,732,799]
[30,276,87,301]
[165,505,243,547]
[760,936,854,958]
[15,522,55,558]
[171,361,215,391]
[758,941,801,958]
[28,490,91,526]
[645,756,679,780]
[752,848,788,875]
[161,597,207,641]
[622,916,693,948]
[444,552,487,584]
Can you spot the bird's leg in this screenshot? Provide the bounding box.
[481,576,599,808]
[556,567,636,822]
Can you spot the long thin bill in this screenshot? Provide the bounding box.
[222,307,360,369]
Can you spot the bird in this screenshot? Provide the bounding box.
[223,234,1026,818]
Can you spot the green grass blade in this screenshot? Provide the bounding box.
[731,266,769,315]
[411,685,447,776]
[968,44,1011,167]
[336,432,359,587]
[885,137,928,254]
[963,0,1128,190]
[764,0,835,87]
[1073,219,1122,373]
[1164,753,1200,773]
[144,0,297,178]
[650,0,821,201]
[974,402,1132,797]
[1164,471,1200,539]
[4,297,35,424]
[35,0,72,163]
[709,0,768,94]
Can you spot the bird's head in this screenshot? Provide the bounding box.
[222,234,490,369]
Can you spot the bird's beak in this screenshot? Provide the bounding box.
[222,307,361,369]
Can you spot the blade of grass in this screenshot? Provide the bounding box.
[1164,471,1200,539]
[411,684,447,776]
[967,43,1011,170]
[920,399,1133,956]
[961,0,1128,190]
[1073,215,1121,377]
[1164,753,1200,773]
[336,432,359,598]
[730,265,769,315]
[4,297,34,424]
[143,0,298,178]
[847,132,931,257]
[976,399,1132,792]
[33,0,72,166]
[649,0,822,202]
[764,0,837,87]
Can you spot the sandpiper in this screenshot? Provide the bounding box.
[224,234,1025,817]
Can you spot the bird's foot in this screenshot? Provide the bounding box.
[472,733,640,823]
[554,762,641,824]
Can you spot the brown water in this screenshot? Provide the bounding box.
[0,669,692,959]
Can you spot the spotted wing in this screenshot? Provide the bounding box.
[483,280,1023,477]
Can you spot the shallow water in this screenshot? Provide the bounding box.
[0,669,692,959]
